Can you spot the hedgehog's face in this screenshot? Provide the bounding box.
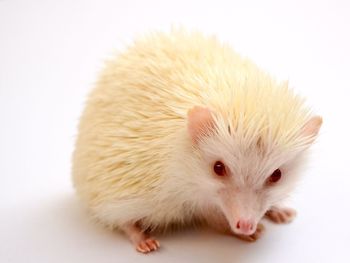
[187,106,322,236]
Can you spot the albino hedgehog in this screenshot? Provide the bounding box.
[72,31,322,253]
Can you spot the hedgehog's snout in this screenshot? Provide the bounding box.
[233,218,256,235]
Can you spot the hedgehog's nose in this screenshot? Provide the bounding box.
[235,219,255,235]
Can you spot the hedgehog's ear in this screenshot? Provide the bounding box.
[187,106,215,143]
[300,116,323,141]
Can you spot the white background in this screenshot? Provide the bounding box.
[1,0,349,262]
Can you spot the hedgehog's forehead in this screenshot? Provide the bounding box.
[201,107,308,172]
[204,127,280,163]
[200,100,313,187]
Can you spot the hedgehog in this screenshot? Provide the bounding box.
[72,31,322,253]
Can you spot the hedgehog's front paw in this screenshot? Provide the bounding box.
[136,238,160,254]
[235,223,265,242]
[265,207,296,224]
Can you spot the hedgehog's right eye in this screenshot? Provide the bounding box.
[213,161,226,176]
[267,169,282,184]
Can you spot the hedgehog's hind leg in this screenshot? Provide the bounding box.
[121,222,160,253]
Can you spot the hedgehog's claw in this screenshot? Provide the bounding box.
[122,222,160,253]
[136,238,160,253]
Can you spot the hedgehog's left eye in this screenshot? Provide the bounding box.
[213,161,226,176]
[267,169,282,184]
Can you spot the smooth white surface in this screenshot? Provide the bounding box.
[1,1,349,262]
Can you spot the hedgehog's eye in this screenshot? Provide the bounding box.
[268,169,282,184]
[213,161,226,176]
